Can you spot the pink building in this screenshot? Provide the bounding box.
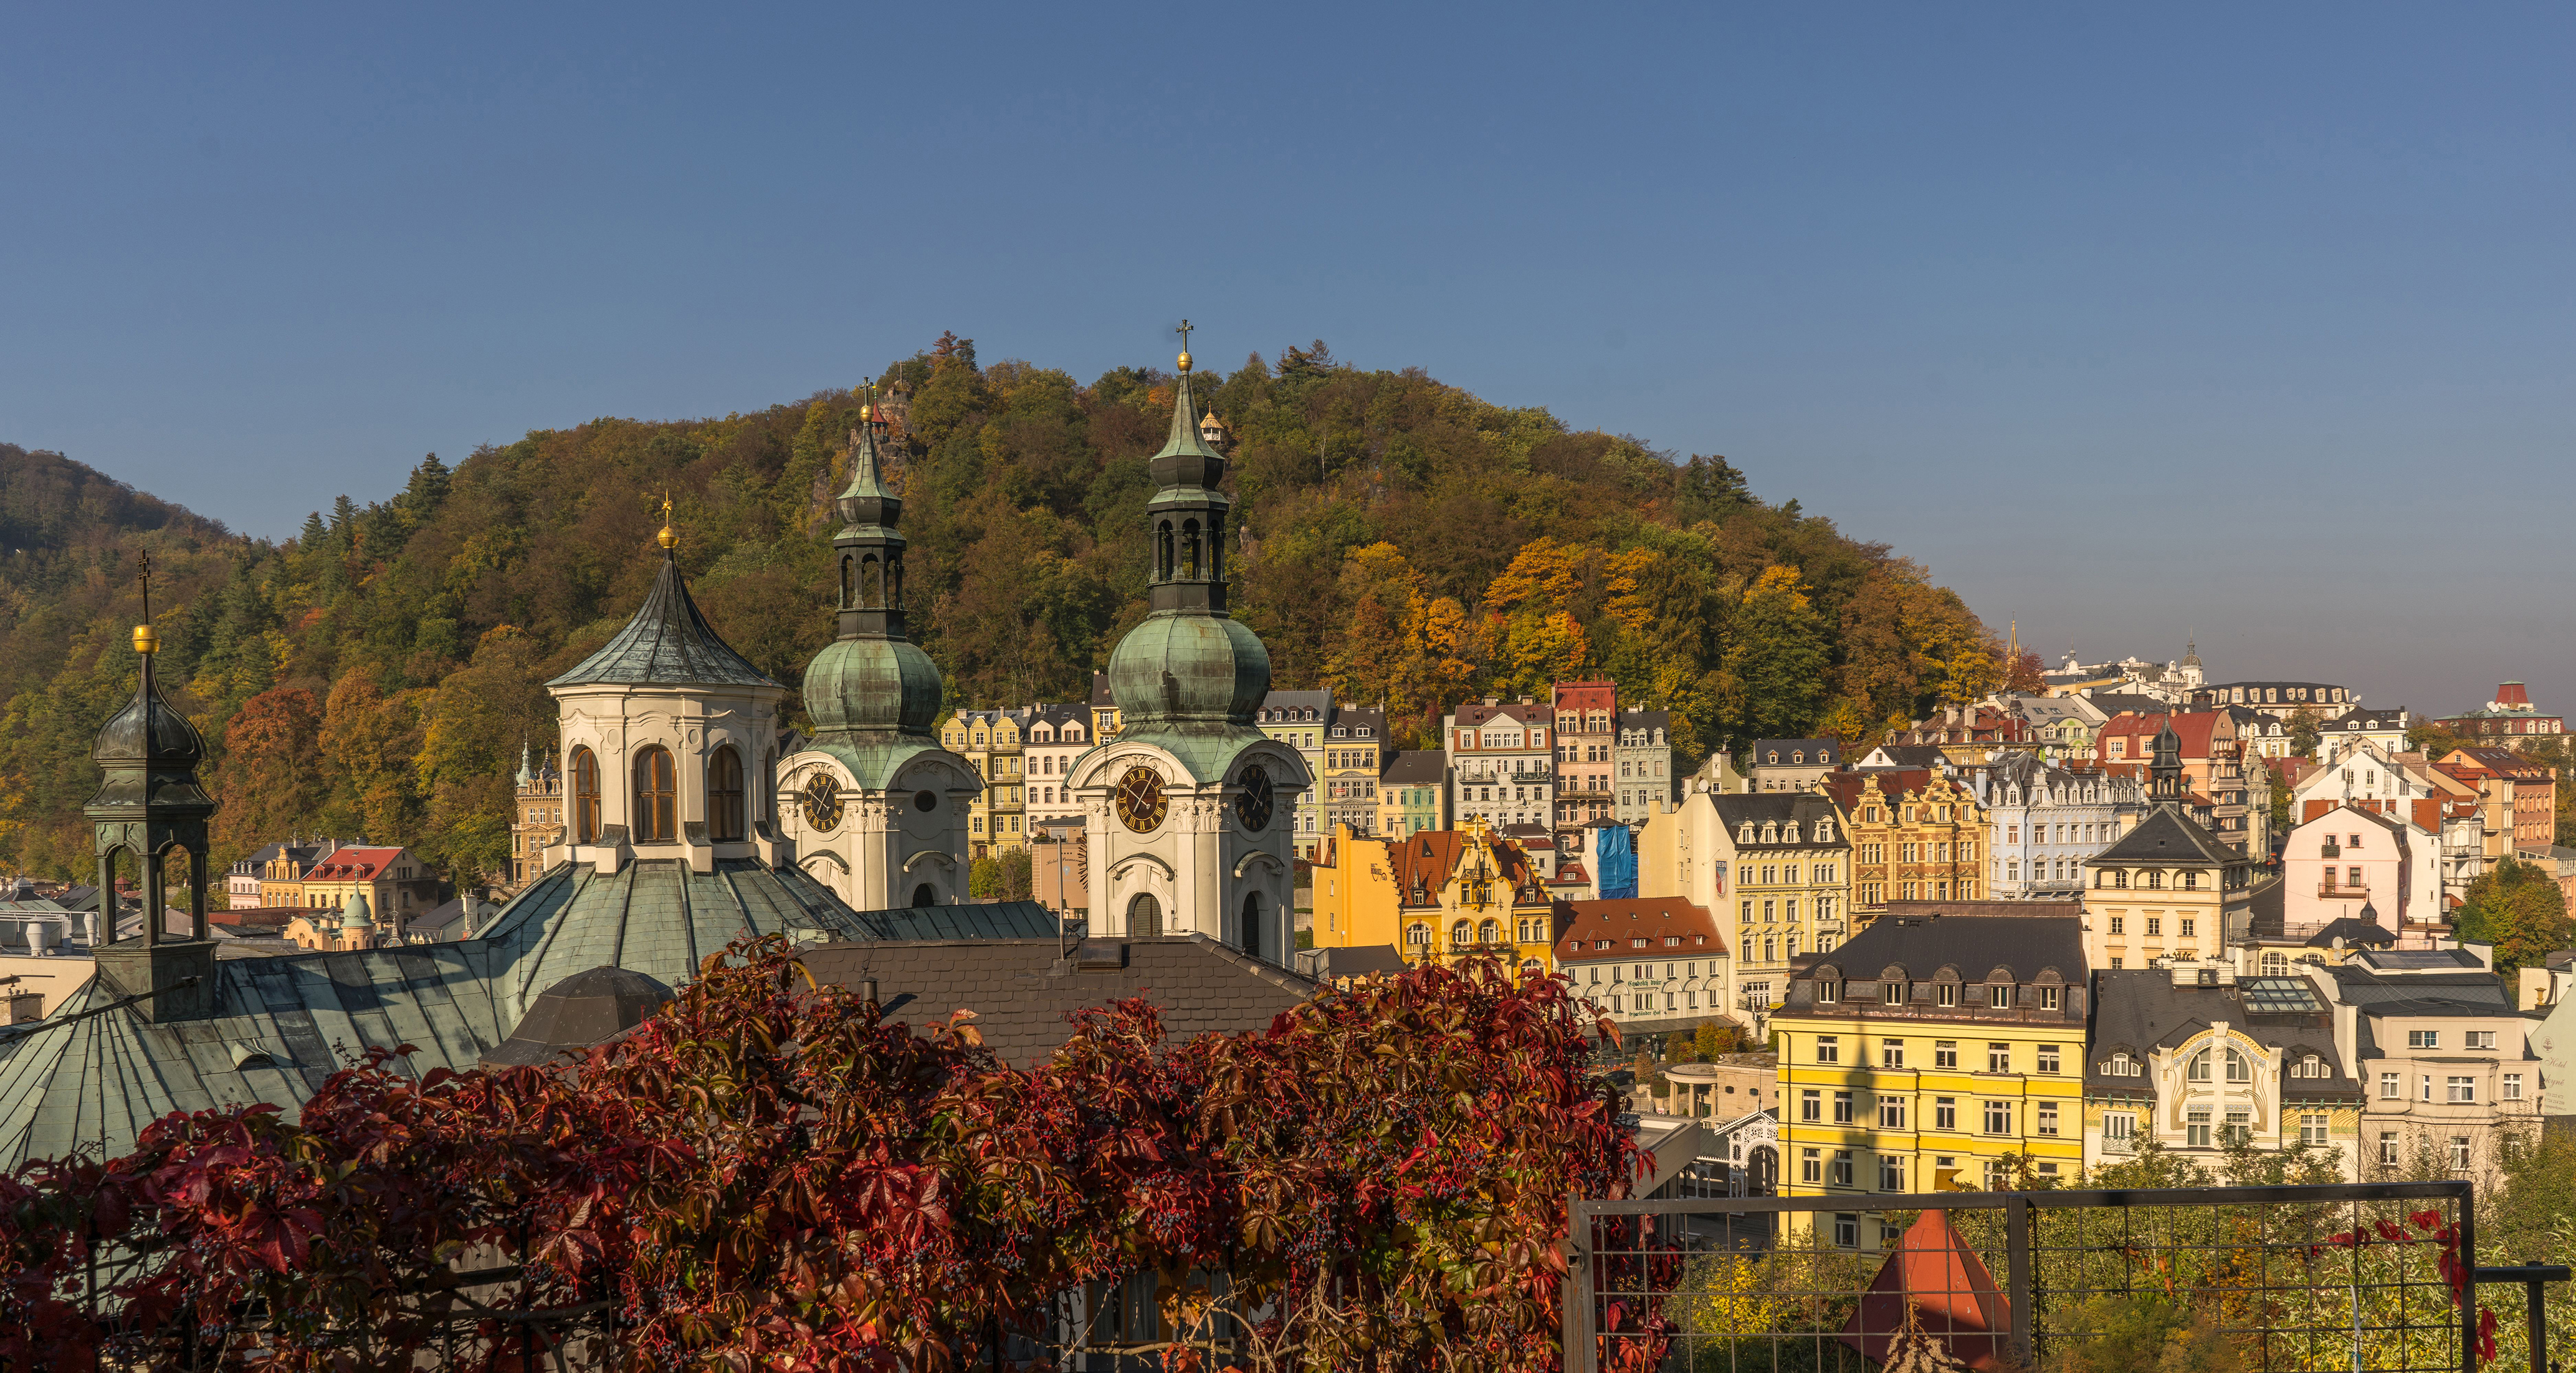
[2278,804,2443,949]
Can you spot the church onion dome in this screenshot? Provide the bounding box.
[548,553,781,691]
[804,636,943,735]
[1105,328,1272,731]
[338,889,373,931]
[92,654,206,769]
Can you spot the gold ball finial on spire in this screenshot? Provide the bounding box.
[131,549,158,654]
[657,495,677,550]
[1176,318,1194,373]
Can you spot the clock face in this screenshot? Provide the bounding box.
[801,770,844,833]
[1234,764,1274,832]
[1114,766,1168,834]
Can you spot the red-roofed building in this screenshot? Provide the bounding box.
[2094,712,2250,854]
[2437,682,2565,750]
[1553,895,1735,1035]
[2436,747,2559,864]
[295,846,441,926]
[1310,819,1564,973]
[1887,703,2038,765]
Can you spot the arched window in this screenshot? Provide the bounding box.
[1479,919,1500,944]
[572,748,601,843]
[1451,919,1472,946]
[886,552,904,607]
[859,553,882,608]
[633,746,677,843]
[1155,521,1175,581]
[912,883,938,908]
[708,745,745,843]
[1181,519,1201,580]
[839,555,853,609]
[2225,1048,2250,1083]
[2188,1050,2211,1082]
[1240,891,1263,959]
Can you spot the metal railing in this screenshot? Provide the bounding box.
[1563,1180,2547,1372]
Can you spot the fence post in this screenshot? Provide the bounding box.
[2458,1196,2478,1373]
[1562,1198,1594,1373]
[2006,1194,2033,1369]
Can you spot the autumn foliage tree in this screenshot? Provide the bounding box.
[0,940,1639,1372]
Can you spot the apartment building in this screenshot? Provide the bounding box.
[2084,961,2364,1179]
[1747,739,1841,794]
[1021,704,1092,830]
[1960,753,2140,901]
[2435,747,2559,865]
[1771,914,2090,1247]
[1553,681,1619,837]
[1320,706,1386,838]
[1820,768,1989,930]
[2080,724,2256,970]
[1446,699,1555,833]
[1634,791,1850,1010]
[944,707,1031,856]
[1376,750,1448,838]
[1309,820,1559,973]
[2096,712,2251,854]
[1256,690,1337,856]
[2277,805,2441,948]
[2319,949,2542,1185]
[1554,895,1734,1035]
[1615,709,1675,823]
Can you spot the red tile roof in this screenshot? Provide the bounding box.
[2098,711,2226,757]
[303,846,407,881]
[1555,896,1725,960]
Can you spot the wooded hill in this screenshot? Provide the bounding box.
[0,334,1998,886]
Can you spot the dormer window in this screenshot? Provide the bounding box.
[1762,823,1778,844]
[1791,750,1805,764]
[1815,820,1834,843]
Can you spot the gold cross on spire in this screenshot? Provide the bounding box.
[133,550,159,654]
[1176,319,1194,373]
[657,494,677,551]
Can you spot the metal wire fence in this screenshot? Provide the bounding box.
[1567,1181,2495,1373]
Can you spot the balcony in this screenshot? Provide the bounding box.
[2318,881,2369,898]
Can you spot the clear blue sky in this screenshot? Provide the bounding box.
[5,4,2571,717]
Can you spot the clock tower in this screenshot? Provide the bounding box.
[773,390,980,908]
[1071,327,1305,957]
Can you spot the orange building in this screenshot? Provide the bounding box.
[1819,769,1989,928]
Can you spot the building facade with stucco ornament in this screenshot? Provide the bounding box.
[771,396,980,910]
[1068,334,1307,959]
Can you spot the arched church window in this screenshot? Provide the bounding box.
[1181,519,1201,579]
[634,746,677,843]
[708,745,745,843]
[839,555,853,610]
[859,553,882,608]
[886,553,903,607]
[1241,891,1263,959]
[1155,521,1175,582]
[1128,892,1162,935]
[572,748,601,843]
[912,883,939,908]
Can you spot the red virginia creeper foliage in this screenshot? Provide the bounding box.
[0,938,1640,1372]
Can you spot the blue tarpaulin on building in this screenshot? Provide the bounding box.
[1594,823,1638,899]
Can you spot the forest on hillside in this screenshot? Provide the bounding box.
[0,333,1998,886]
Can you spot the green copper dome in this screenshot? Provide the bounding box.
[1108,612,1271,725]
[804,635,943,735]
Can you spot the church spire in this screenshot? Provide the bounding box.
[1145,322,1232,613]
[799,380,945,745]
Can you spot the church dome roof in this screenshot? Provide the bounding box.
[91,659,204,768]
[804,635,944,736]
[1109,612,1271,726]
[550,556,781,691]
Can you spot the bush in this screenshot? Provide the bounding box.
[2046,1295,2244,1373]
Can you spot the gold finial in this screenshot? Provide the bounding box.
[1176,318,1193,373]
[132,550,158,654]
[859,380,875,422]
[657,495,677,550]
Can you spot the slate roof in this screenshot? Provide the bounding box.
[1708,793,1846,851]
[1801,915,2086,989]
[2324,965,2519,1021]
[1750,740,1839,767]
[1293,944,1411,980]
[2089,805,2240,868]
[2085,970,2357,1099]
[1862,745,1949,770]
[548,556,783,689]
[797,935,1317,1068]
[1381,750,1446,786]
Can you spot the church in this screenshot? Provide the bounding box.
[0,332,1308,1165]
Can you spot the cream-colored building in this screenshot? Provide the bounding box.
[2084,960,2363,1179]
[2079,723,2256,970]
[1638,790,1849,1013]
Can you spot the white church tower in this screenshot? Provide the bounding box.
[773,391,980,908]
[1069,326,1306,958]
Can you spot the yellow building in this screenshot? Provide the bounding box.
[2079,725,2254,971]
[1636,790,1851,1011]
[1822,768,1989,929]
[945,707,1029,856]
[1770,914,2089,1249]
[1311,820,1561,973]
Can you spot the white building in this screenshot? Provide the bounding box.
[1963,753,2142,900]
[1021,704,1093,830]
[2276,805,2441,948]
[2085,960,2364,1179]
[1446,699,1555,831]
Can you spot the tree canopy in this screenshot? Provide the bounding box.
[0,339,1997,888]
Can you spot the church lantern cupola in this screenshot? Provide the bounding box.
[85,553,219,1021]
[803,386,943,739]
